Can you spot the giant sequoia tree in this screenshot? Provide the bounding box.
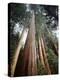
[23,11,37,75]
[8,3,58,76]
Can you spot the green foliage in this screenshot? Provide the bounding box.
[47,48,58,74]
[37,61,48,75]
[9,3,27,22]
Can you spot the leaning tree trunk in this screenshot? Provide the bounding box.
[11,27,28,77]
[23,11,37,76]
[41,36,51,74]
[45,26,58,56]
[50,39,58,56]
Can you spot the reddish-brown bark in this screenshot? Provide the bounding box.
[23,11,37,76]
[41,37,51,74]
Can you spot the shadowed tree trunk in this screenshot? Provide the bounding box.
[11,27,28,76]
[23,11,37,76]
[41,36,51,74]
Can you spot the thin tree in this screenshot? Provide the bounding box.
[11,27,28,76]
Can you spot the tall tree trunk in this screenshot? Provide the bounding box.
[23,11,37,76]
[11,28,28,76]
[38,38,45,68]
[41,37,51,74]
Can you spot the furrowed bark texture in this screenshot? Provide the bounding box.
[23,11,37,76]
[41,37,51,74]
